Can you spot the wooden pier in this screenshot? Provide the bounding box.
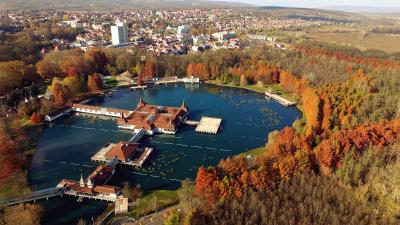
[195,117,222,134]
[130,85,148,91]
[155,79,181,85]
[144,77,200,86]
[265,91,297,107]
[183,120,200,126]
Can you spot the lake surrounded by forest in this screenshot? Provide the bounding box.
[28,83,301,225]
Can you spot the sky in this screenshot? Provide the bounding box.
[214,0,400,8]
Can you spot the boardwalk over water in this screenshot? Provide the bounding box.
[129,129,146,143]
[135,77,200,88]
[265,91,297,107]
[183,120,199,126]
[130,85,148,90]
[0,187,117,207]
[0,187,63,207]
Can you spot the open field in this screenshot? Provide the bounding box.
[127,190,179,219]
[304,27,400,53]
[238,147,265,158]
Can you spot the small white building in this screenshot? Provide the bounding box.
[212,31,237,41]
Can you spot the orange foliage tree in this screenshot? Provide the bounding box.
[142,62,155,80]
[280,71,307,94]
[195,166,221,205]
[52,82,70,106]
[30,112,43,124]
[87,74,103,92]
[302,88,322,139]
[0,119,26,180]
[187,63,210,80]
[266,127,314,179]
[294,45,400,70]
[315,120,400,170]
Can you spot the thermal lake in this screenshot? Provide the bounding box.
[29,83,301,224]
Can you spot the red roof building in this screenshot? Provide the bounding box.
[117,98,188,134]
[88,165,115,187]
[105,142,139,162]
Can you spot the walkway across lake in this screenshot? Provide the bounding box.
[265,91,297,106]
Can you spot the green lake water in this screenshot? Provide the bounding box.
[29,84,301,224]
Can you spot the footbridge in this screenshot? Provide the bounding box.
[0,187,63,207]
[129,128,146,143]
[0,186,118,207]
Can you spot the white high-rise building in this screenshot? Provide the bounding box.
[111,22,128,46]
[177,25,190,40]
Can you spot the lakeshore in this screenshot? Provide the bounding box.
[205,80,301,109]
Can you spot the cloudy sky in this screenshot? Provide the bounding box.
[214,0,400,8]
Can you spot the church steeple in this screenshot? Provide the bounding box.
[67,99,73,107]
[181,100,188,112]
[87,177,93,188]
[121,112,127,122]
[79,174,85,187]
[137,97,146,108]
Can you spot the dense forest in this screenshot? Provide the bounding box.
[191,173,397,225]
[186,43,400,224]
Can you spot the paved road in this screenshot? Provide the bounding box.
[118,205,181,225]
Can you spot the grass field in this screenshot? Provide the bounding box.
[127,190,179,218]
[304,28,400,53]
[238,147,266,158]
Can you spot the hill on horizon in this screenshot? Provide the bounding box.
[0,0,253,10]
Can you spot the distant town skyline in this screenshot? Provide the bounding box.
[211,0,400,8]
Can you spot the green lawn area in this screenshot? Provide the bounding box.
[103,77,119,89]
[238,146,266,158]
[206,80,299,102]
[263,84,300,102]
[292,105,306,134]
[127,190,179,218]
[0,181,31,199]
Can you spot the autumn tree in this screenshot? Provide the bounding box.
[0,61,38,95]
[51,80,70,106]
[178,179,195,212]
[87,74,103,92]
[302,88,322,139]
[195,166,220,206]
[142,62,155,80]
[30,112,42,124]
[315,120,400,171]
[85,48,107,74]
[0,118,26,180]
[35,51,64,78]
[190,174,396,225]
